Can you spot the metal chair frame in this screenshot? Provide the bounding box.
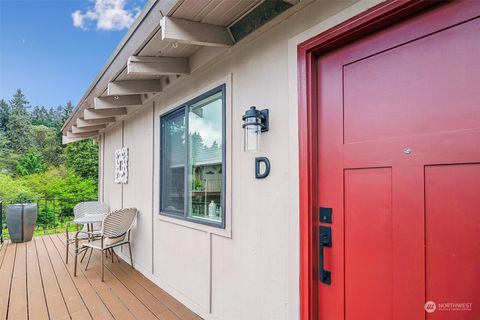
[73,208,137,281]
[65,201,109,264]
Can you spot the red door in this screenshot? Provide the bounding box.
[314,2,480,319]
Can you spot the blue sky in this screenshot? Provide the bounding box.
[0,0,146,108]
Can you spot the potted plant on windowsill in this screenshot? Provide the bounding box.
[6,194,37,243]
[192,178,203,192]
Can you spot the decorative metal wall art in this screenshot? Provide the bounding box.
[115,147,129,184]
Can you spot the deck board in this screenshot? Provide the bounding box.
[115,260,201,320]
[41,235,92,320]
[0,234,202,320]
[8,242,28,320]
[104,260,170,317]
[57,233,142,320]
[86,251,159,320]
[48,235,114,320]
[0,242,16,320]
[52,233,134,320]
[35,236,71,320]
[0,239,8,268]
[26,240,50,320]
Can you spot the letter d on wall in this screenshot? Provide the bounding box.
[255,157,271,179]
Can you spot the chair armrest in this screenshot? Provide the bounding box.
[74,230,97,239]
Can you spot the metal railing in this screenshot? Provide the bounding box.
[0,198,97,239]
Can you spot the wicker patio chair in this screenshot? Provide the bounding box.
[76,207,138,281]
[65,201,110,264]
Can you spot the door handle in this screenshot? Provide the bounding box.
[319,226,332,285]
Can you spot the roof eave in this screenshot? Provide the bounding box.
[61,0,180,133]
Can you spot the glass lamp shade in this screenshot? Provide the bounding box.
[244,120,261,152]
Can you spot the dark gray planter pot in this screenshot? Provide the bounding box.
[6,204,37,243]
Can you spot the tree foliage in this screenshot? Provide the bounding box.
[32,125,63,165]
[0,99,10,132]
[21,166,97,201]
[65,140,99,180]
[0,173,39,203]
[0,132,21,175]
[0,90,98,235]
[31,105,51,127]
[16,148,47,176]
[7,89,33,152]
[0,89,98,206]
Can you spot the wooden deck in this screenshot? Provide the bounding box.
[0,234,201,320]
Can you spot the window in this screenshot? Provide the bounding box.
[161,85,225,227]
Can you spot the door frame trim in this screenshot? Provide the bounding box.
[297,1,441,319]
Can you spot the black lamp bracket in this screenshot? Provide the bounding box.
[242,106,269,132]
[259,109,269,132]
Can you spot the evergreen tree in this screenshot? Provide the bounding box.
[0,132,21,174]
[7,89,34,152]
[64,101,74,119]
[31,105,51,127]
[65,140,98,180]
[190,132,205,158]
[49,105,62,128]
[32,125,63,165]
[57,101,74,131]
[9,89,30,112]
[0,99,10,132]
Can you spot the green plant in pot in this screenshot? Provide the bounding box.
[192,178,203,191]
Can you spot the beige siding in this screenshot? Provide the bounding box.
[154,222,211,311]
[123,104,155,273]
[103,123,122,211]
[100,1,383,319]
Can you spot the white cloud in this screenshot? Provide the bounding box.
[71,0,141,31]
[72,10,86,29]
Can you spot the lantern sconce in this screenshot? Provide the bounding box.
[242,106,269,153]
[242,106,271,179]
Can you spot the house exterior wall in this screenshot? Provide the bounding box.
[99,1,382,319]
[103,123,122,211]
[123,106,155,272]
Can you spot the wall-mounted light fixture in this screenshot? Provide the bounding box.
[242,106,269,153]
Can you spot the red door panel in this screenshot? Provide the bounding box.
[315,2,480,320]
[425,164,480,319]
[343,18,480,144]
[317,52,346,320]
[390,166,425,320]
[344,168,393,320]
